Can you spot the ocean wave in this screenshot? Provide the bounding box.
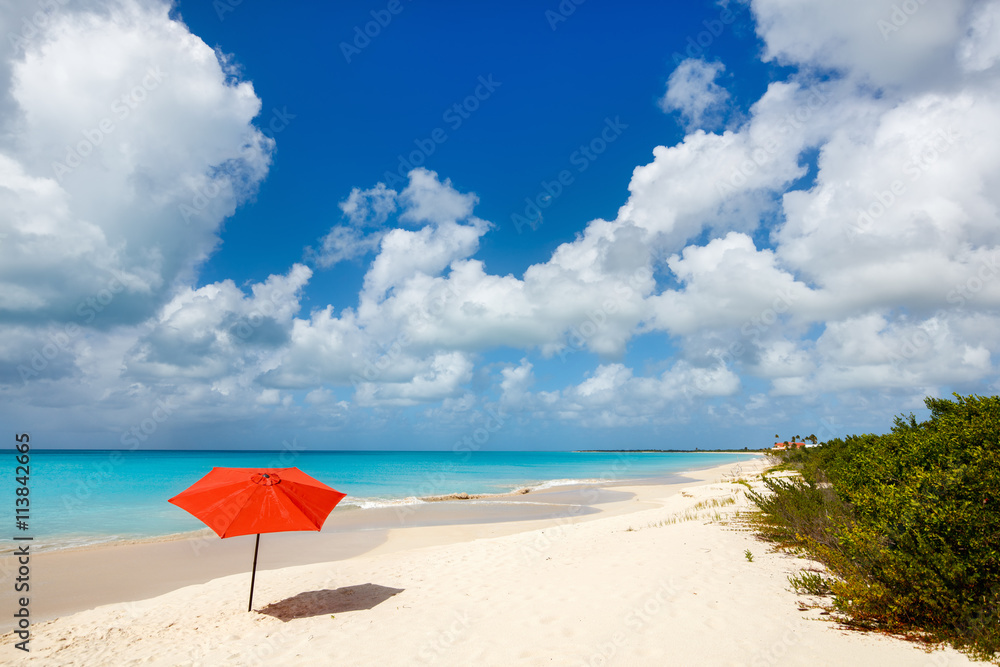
[531,477,610,490]
[340,496,427,510]
[0,534,130,554]
[466,500,566,506]
[339,477,612,509]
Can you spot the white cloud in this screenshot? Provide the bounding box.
[311,225,385,268]
[254,304,375,390]
[399,168,478,225]
[959,1,1000,73]
[339,183,398,227]
[256,389,283,406]
[123,264,311,382]
[0,0,272,327]
[4,0,1000,447]
[358,226,654,358]
[659,59,730,130]
[500,361,742,428]
[751,0,970,90]
[615,78,846,252]
[499,358,534,408]
[648,232,813,335]
[360,218,491,304]
[311,184,400,269]
[353,351,474,407]
[775,92,1000,315]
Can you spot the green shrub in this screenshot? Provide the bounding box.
[788,571,833,596]
[745,473,849,550]
[749,394,1000,663]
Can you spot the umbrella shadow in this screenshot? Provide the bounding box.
[258,583,405,621]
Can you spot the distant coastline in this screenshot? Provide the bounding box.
[574,449,768,453]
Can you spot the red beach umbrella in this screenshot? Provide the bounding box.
[168,467,346,611]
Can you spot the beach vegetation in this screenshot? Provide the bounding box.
[748,394,1000,664]
[788,570,832,596]
[744,549,754,563]
[744,472,848,549]
[647,496,738,528]
[693,496,737,511]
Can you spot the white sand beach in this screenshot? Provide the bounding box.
[2,458,987,666]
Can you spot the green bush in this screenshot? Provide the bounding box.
[745,473,848,550]
[788,570,833,596]
[750,394,1000,663]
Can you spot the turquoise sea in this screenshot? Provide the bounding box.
[19,450,757,551]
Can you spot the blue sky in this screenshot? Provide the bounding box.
[2,0,999,450]
[182,0,767,289]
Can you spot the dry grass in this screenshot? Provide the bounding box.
[644,495,739,528]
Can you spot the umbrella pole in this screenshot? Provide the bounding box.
[248,533,261,612]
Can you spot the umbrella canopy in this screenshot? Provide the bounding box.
[168,466,346,611]
[168,467,346,538]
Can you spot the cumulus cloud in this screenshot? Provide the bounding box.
[499,359,534,408]
[959,1,1000,73]
[648,232,814,335]
[4,0,1000,447]
[352,220,654,359]
[751,0,969,90]
[123,264,311,382]
[616,76,854,254]
[310,184,399,269]
[659,59,730,130]
[775,92,1000,311]
[399,168,478,225]
[605,0,1000,402]
[340,183,398,227]
[495,361,741,428]
[310,224,386,268]
[361,218,491,303]
[353,351,475,407]
[0,0,272,328]
[310,170,483,272]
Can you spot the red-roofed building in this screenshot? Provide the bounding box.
[773,441,806,450]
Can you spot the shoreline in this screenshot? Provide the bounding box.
[4,454,989,665]
[0,459,758,634]
[14,452,763,556]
